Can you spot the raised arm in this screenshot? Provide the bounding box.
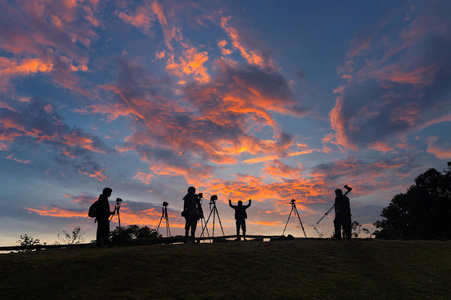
[244,199,252,208]
[229,199,235,208]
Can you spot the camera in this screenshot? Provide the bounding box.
[198,193,203,199]
[163,201,169,207]
[209,195,218,204]
[116,198,123,203]
[290,199,296,204]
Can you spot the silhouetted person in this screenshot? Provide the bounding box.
[96,187,116,247]
[334,189,352,240]
[229,199,252,240]
[182,186,203,244]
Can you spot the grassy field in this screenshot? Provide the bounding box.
[1,239,450,299]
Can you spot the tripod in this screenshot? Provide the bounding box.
[156,202,171,237]
[110,198,123,246]
[200,196,225,239]
[282,199,307,238]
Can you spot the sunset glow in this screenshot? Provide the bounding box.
[0,0,450,245]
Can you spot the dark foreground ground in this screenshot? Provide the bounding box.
[1,239,450,299]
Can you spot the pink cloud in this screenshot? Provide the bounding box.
[5,154,31,164]
[426,136,451,159]
[331,3,451,152]
[347,34,373,58]
[220,16,271,68]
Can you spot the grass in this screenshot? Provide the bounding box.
[1,239,450,299]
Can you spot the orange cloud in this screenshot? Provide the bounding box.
[118,1,178,51]
[248,220,283,227]
[220,16,268,67]
[329,97,357,151]
[78,168,107,181]
[166,47,210,83]
[262,160,302,179]
[133,170,153,185]
[26,206,87,219]
[62,132,106,153]
[218,39,233,56]
[0,57,53,76]
[118,5,156,36]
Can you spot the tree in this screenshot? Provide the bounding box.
[109,225,161,244]
[17,234,41,252]
[374,162,451,239]
[57,226,85,244]
[312,226,325,238]
[351,221,371,238]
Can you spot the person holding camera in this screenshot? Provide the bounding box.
[229,199,252,241]
[96,187,116,247]
[182,186,203,244]
[334,189,352,240]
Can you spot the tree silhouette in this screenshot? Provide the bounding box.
[17,234,42,252]
[374,162,451,239]
[351,221,371,238]
[57,226,85,244]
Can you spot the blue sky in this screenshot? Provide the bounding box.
[0,0,450,245]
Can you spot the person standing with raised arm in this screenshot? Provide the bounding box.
[229,199,251,241]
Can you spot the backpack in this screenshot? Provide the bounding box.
[88,201,98,218]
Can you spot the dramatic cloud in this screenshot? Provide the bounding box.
[330,3,451,152]
[1,1,449,245]
[0,0,97,94]
[0,99,114,179]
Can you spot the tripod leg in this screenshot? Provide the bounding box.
[166,217,171,237]
[282,208,294,236]
[200,209,214,238]
[295,208,307,238]
[156,215,163,234]
[212,210,216,238]
[316,204,335,224]
[202,218,210,237]
[213,206,226,237]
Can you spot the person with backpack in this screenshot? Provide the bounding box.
[229,199,252,241]
[182,186,203,244]
[95,187,116,247]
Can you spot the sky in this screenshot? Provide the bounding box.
[1,0,450,246]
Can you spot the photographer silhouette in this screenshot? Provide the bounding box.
[182,187,203,244]
[95,187,116,247]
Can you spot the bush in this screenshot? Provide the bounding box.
[110,225,161,244]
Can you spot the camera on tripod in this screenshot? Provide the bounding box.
[210,195,218,204]
[163,201,169,207]
[116,198,123,203]
[290,199,296,204]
